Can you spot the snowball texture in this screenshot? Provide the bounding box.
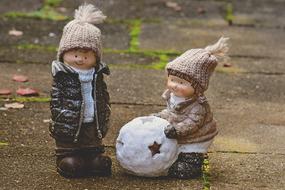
[116,116,179,177]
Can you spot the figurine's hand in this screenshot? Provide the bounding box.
[164,125,177,139]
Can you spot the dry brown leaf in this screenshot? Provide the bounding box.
[0,89,12,95]
[16,87,39,96]
[12,75,29,82]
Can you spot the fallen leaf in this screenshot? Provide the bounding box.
[8,29,23,36]
[43,119,51,123]
[197,7,206,14]
[165,1,182,11]
[0,89,12,95]
[4,102,24,109]
[12,74,29,82]
[223,63,232,67]
[16,87,39,96]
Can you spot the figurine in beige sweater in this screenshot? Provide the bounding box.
[156,37,229,179]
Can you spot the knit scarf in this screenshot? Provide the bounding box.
[71,66,95,123]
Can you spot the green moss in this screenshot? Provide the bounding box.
[44,0,62,7]
[4,0,67,21]
[0,142,8,147]
[225,3,234,25]
[202,158,211,190]
[129,20,142,51]
[145,54,169,70]
[14,97,51,102]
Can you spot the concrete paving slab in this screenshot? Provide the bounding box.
[0,46,56,64]
[209,152,285,190]
[0,0,43,15]
[0,63,285,105]
[0,63,166,104]
[140,21,285,58]
[0,47,157,66]
[0,102,162,147]
[0,18,130,50]
[208,72,285,104]
[0,146,203,190]
[210,100,285,154]
[232,0,285,28]
[60,0,226,20]
[1,101,285,154]
[230,57,285,74]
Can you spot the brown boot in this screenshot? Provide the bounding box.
[56,155,86,178]
[87,154,112,176]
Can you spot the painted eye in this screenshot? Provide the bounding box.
[180,81,183,84]
[85,57,87,60]
[75,55,78,58]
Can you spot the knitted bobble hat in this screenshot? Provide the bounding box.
[166,37,229,93]
[57,3,106,62]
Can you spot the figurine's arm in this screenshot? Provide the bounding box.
[153,109,171,119]
[165,105,206,138]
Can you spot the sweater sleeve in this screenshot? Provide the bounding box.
[172,104,206,137]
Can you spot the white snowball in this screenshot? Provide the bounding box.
[116,116,179,177]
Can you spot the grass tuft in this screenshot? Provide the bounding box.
[225,3,234,25]
[202,158,211,190]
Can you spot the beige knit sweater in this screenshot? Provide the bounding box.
[157,89,218,144]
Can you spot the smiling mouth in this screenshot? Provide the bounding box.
[75,62,83,65]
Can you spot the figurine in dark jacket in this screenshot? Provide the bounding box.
[49,4,111,178]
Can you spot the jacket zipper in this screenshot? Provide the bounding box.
[93,74,103,139]
[74,85,85,143]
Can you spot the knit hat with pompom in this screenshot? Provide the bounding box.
[166,37,229,93]
[57,3,106,63]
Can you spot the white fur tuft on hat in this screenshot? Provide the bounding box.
[74,3,106,25]
[205,37,229,58]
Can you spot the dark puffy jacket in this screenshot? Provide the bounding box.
[49,61,111,143]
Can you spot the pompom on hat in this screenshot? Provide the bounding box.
[166,37,230,93]
[57,3,106,62]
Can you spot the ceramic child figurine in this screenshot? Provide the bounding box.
[156,37,229,179]
[49,4,111,178]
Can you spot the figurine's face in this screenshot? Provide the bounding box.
[167,75,195,98]
[63,49,96,70]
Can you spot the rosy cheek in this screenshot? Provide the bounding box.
[180,87,192,96]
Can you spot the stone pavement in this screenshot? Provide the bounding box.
[0,0,285,189]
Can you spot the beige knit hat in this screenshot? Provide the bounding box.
[166,37,229,93]
[57,3,106,62]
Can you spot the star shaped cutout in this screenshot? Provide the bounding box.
[148,141,161,156]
